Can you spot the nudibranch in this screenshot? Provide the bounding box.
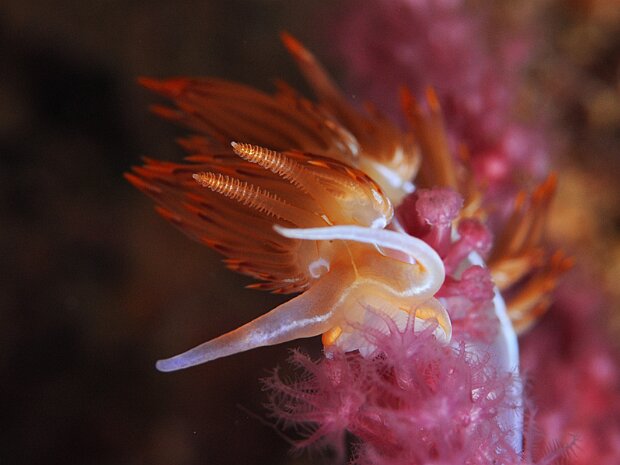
[127,142,450,371]
[126,34,551,382]
[124,33,571,457]
[125,34,457,372]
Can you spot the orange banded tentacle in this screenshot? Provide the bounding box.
[232,142,393,229]
[231,142,312,192]
[192,171,321,226]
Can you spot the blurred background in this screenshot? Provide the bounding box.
[1,1,618,465]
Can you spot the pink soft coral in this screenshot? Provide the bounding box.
[398,187,498,343]
[521,272,620,465]
[264,317,523,465]
[335,0,548,215]
[263,187,528,464]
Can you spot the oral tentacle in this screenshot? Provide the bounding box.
[156,268,349,372]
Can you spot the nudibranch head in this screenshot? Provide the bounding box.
[274,224,450,354]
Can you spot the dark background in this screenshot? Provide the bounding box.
[1,2,334,464]
[1,1,619,465]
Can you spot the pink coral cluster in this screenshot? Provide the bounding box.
[399,187,498,342]
[327,3,620,464]
[264,187,525,463]
[521,273,620,465]
[264,319,522,465]
[335,0,548,212]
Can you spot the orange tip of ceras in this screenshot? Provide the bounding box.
[280,31,310,60]
[137,76,188,97]
[425,86,441,112]
[123,172,162,196]
[322,326,343,347]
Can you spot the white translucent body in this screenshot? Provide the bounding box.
[156,225,449,372]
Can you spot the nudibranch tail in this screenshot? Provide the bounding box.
[274,225,445,298]
[156,267,350,372]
